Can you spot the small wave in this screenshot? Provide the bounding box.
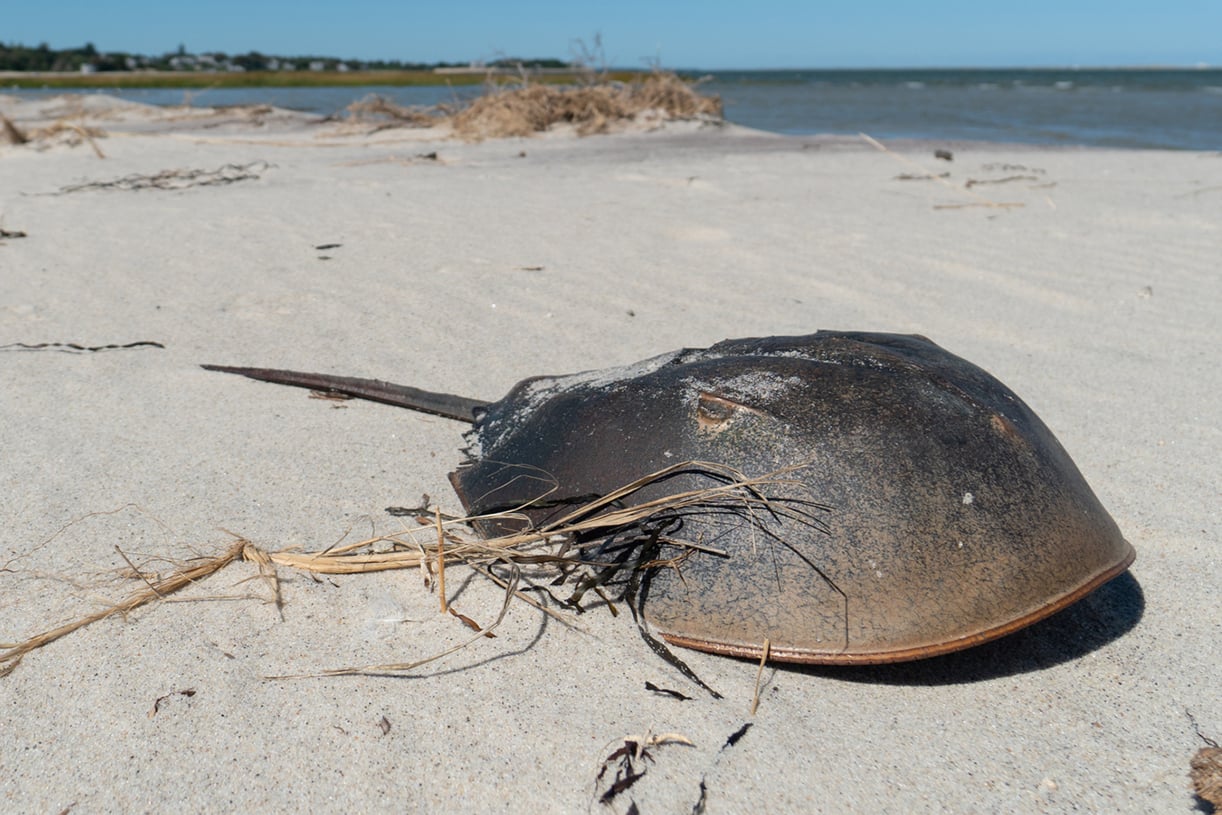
[1054,81,1074,90]
[904,81,925,89]
[1204,85,1222,94]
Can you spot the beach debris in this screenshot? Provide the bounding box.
[0,538,248,678]
[339,70,721,140]
[1192,747,1222,810]
[1,114,28,145]
[449,606,496,638]
[450,70,721,139]
[378,716,392,736]
[1188,712,1222,810]
[749,638,771,715]
[689,723,754,814]
[935,149,954,161]
[341,94,441,131]
[723,723,752,748]
[594,730,694,809]
[0,226,28,240]
[1,111,105,156]
[893,171,950,181]
[53,161,271,194]
[34,122,106,157]
[965,174,1042,188]
[862,133,1023,209]
[202,331,1134,668]
[149,688,196,718]
[643,681,691,701]
[0,340,164,353]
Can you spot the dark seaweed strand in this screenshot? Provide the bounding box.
[0,341,165,353]
[562,525,655,609]
[627,526,723,700]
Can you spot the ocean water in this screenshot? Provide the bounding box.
[7,68,1220,150]
[700,68,1222,150]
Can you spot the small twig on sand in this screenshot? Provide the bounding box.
[750,637,771,715]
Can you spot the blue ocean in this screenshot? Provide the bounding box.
[7,67,1221,150]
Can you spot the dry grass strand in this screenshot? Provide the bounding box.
[2,461,812,678]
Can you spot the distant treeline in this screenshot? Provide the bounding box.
[0,42,571,73]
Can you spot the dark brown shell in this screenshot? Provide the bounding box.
[450,331,1134,664]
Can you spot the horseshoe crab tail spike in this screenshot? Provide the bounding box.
[200,364,487,423]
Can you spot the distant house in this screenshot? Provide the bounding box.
[267,58,281,70]
[308,60,325,71]
[80,63,97,74]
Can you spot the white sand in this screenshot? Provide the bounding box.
[1,94,1219,813]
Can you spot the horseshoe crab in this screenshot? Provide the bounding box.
[203,331,1134,664]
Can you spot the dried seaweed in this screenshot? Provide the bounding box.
[594,731,694,808]
[54,161,272,194]
[0,341,164,353]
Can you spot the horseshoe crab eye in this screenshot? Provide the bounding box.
[696,392,756,433]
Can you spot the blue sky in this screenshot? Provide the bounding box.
[5,1,1219,69]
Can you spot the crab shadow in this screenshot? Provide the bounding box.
[793,571,1145,685]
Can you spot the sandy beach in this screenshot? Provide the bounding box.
[1,94,1218,813]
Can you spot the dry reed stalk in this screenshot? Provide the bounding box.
[435,507,447,614]
[1,114,29,145]
[342,94,441,132]
[1,461,809,677]
[0,539,248,677]
[24,121,108,158]
[751,637,771,716]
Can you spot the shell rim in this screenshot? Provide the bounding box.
[658,540,1137,665]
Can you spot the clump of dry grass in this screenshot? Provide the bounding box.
[342,70,722,140]
[450,70,722,139]
[1194,745,1222,809]
[1,114,28,145]
[0,461,811,678]
[0,111,106,157]
[341,94,443,131]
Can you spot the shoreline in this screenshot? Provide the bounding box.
[0,68,649,90]
[1,91,1210,155]
[5,82,1217,152]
